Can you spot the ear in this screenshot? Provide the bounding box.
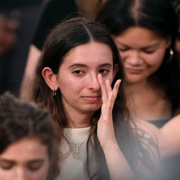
[113,64,119,80]
[42,67,59,91]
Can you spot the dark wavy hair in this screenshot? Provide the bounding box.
[0,92,59,180]
[30,16,159,179]
[97,0,180,115]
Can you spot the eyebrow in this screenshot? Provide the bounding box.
[0,159,44,163]
[0,159,15,163]
[116,40,159,49]
[68,63,113,69]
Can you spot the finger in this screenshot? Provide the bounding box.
[98,74,108,103]
[105,79,121,108]
[105,79,113,96]
[105,80,115,109]
[112,79,121,100]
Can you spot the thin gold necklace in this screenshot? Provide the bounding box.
[65,132,88,159]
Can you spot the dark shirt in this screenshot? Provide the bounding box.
[32,0,78,50]
[0,0,42,10]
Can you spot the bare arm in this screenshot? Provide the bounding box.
[159,114,180,159]
[20,45,41,99]
[136,114,180,159]
[97,74,135,180]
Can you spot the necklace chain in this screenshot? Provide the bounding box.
[65,132,88,159]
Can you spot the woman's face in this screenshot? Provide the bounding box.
[113,27,170,84]
[0,138,50,180]
[53,41,118,115]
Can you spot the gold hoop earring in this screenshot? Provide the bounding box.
[166,49,174,63]
[52,89,57,96]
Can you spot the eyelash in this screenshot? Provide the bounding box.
[28,166,41,171]
[28,162,43,171]
[99,69,110,74]
[0,165,13,170]
[73,70,84,75]
[118,48,128,52]
[73,69,110,75]
[119,48,155,54]
[144,50,155,54]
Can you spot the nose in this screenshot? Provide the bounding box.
[87,73,100,91]
[14,167,27,180]
[125,51,143,66]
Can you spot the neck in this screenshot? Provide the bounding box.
[64,109,94,128]
[125,80,171,121]
[125,80,150,94]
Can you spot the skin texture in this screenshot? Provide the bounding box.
[113,27,170,84]
[0,138,49,180]
[137,114,180,159]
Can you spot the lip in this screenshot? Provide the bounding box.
[82,96,101,102]
[126,68,143,74]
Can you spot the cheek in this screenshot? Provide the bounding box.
[143,51,165,67]
[118,51,126,61]
[30,163,49,180]
[0,169,13,179]
[58,79,82,96]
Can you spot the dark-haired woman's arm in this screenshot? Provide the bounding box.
[136,114,180,159]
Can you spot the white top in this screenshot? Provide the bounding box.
[56,127,98,180]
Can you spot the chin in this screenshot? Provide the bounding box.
[83,104,101,113]
[126,78,143,84]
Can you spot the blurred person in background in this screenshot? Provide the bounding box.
[0,0,45,95]
[0,92,59,180]
[0,14,18,55]
[96,0,180,179]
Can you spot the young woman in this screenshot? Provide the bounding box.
[0,92,59,180]
[28,16,159,180]
[96,0,180,179]
[20,0,109,99]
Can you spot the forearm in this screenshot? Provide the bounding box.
[103,143,136,180]
[20,45,40,99]
[159,114,180,159]
[135,115,180,159]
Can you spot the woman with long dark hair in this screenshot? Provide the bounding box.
[29,16,160,180]
[97,0,180,179]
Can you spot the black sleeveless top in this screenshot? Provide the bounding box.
[150,120,180,180]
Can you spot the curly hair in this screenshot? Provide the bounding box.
[0,92,59,180]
